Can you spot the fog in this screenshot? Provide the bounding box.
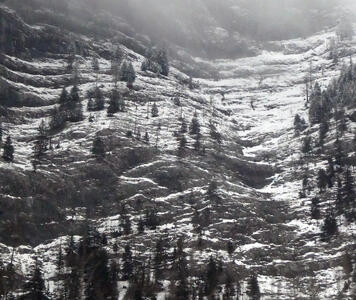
[8,0,356,58]
[99,0,356,56]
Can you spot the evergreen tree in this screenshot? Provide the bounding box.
[120,61,129,81]
[138,218,145,233]
[33,120,49,159]
[92,136,105,158]
[343,168,355,207]
[156,49,169,76]
[127,62,136,88]
[309,83,323,124]
[107,89,121,115]
[151,103,159,118]
[294,114,307,134]
[67,85,83,122]
[311,197,321,219]
[177,135,187,158]
[91,57,99,73]
[319,119,329,147]
[122,244,133,280]
[26,261,45,300]
[301,135,312,154]
[2,136,14,162]
[321,212,338,241]
[0,122,2,144]
[92,87,104,111]
[59,87,69,106]
[317,169,328,193]
[190,112,201,136]
[64,267,81,300]
[227,241,235,255]
[247,274,261,300]
[205,256,218,295]
[49,107,66,131]
[154,238,166,282]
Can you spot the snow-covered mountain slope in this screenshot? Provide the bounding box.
[0,4,355,299]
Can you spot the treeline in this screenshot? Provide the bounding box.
[0,228,261,300]
[295,61,356,242]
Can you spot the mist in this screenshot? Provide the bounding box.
[7,0,356,58]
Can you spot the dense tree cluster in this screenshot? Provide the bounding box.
[141,48,169,76]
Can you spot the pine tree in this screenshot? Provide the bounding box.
[177,135,187,158]
[0,123,3,144]
[107,89,121,115]
[309,83,323,124]
[154,238,166,282]
[59,87,69,107]
[138,218,145,233]
[67,85,83,122]
[93,87,104,111]
[127,62,136,88]
[319,119,329,147]
[120,61,129,82]
[205,256,218,295]
[33,120,49,159]
[227,241,235,255]
[343,168,355,207]
[2,136,14,162]
[49,107,66,131]
[122,244,133,280]
[151,103,159,118]
[294,114,307,134]
[301,135,312,154]
[92,136,105,158]
[91,57,99,73]
[317,169,328,193]
[156,49,169,76]
[190,112,200,135]
[311,197,321,219]
[321,212,338,241]
[26,261,45,300]
[247,274,261,300]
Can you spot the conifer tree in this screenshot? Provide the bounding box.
[154,238,166,282]
[107,89,121,115]
[227,241,235,255]
[157,49,169,76]
[309,83,323,124]
[205,256,218,295]
[343,168,355,214]
[120,61,129,82]
[294,114,307,134]
[122,244,133,280]
[177,135,187,158]
[151,102,159,118]
[126,62,136,88]
[301,135,312,154]
[321,212,338,241]
[67,85,83,122]
[34,120,49,159]
[190,112,200,136]
[311,197,321,219]
[26,260,45,300]
[0,123,2,144]
[2,136,14,162]
[59,87,69,107]
[317,169,328,193]
[92,136,105,158]
[92,87,104,111]
[49,107,66,131]
[247,274,261,300]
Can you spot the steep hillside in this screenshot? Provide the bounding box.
[0,2,355,300]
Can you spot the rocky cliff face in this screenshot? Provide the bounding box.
[0,2,355,299]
